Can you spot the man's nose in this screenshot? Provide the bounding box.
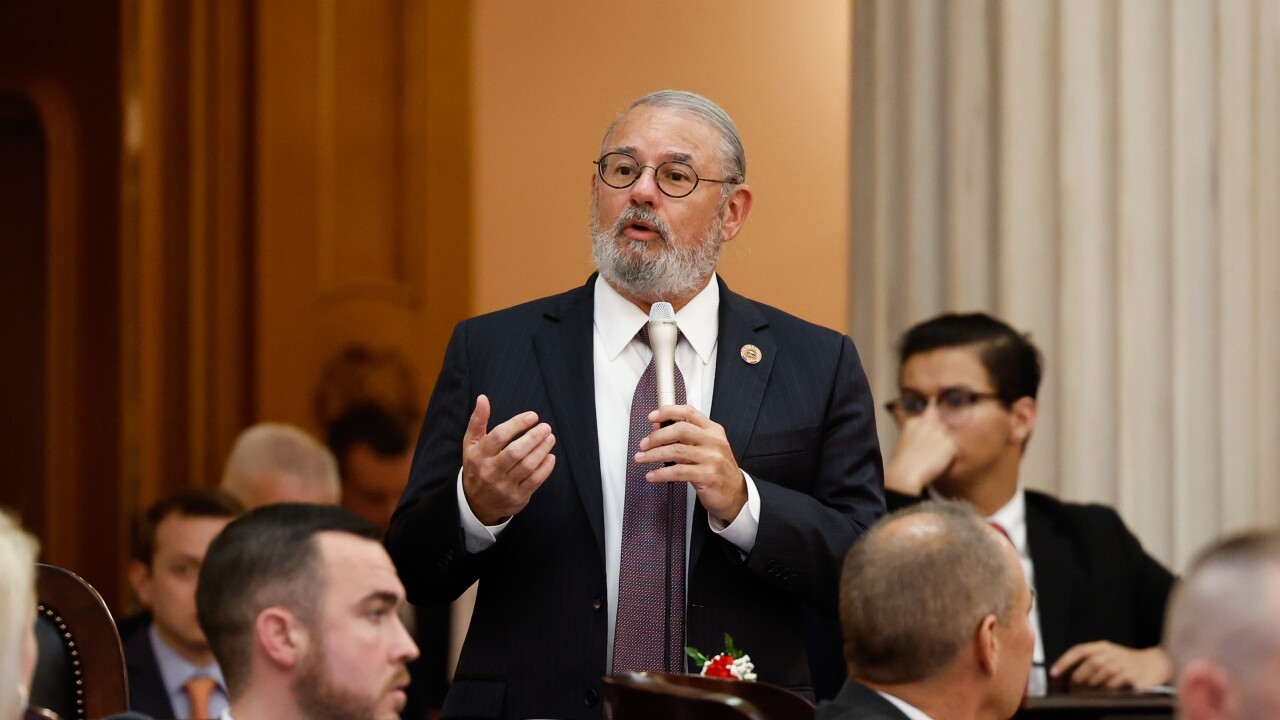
[920,398,944,421]
[627,167,661,206]
[395,617,421,662]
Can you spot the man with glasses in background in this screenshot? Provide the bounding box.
[388,90,884,719]
[883,312,1175,691]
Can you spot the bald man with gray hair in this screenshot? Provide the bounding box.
[220,423,341,509]
[1165,530,1280,720]
[818,500,1036,720]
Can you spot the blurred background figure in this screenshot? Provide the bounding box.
[316,344,421,530]
[326,404,414,531]
[219,424,340,510]
[0,509,39,720]
[883,313,1175,690]
[1166,530,1280,720]
[120,489,243,719]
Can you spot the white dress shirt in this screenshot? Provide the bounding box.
[455,274,761,669]
[985,488,1046,665]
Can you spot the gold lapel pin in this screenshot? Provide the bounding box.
[740,344,762,364]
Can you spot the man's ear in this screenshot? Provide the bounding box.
[719,185,754,243]
[1178,661,1232,720]
[975,613,1000,676]
[1009,397,1037,446]
[128,560,153,608]
[255,607,309,671]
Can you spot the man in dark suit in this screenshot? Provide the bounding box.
[120,488,242,718]
[817,500,1035,720]
[386,90,884,720]
[882,313,1176,690]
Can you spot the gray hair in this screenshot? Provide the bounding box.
[1165,530,1280,684]
[601,89,747,192]
[220,423,341,508]
[0,508,39,720]
[840,500,1020,684]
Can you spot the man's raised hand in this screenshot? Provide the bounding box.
[461,394,556,526]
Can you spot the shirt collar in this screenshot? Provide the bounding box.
[593,274,720,363]
[149,623,227,696]
[986,487,1028,556]
[875,689,937,720]
[923,486,1027,556]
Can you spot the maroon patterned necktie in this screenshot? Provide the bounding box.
[612,326,688,673]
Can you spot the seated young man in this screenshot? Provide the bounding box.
[121,488,243,719]
[883,313,1175,689]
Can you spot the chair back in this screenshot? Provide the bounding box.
[638,672,816,720]
[29,564,129,720]
[604,672,769,720]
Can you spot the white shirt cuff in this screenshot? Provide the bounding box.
[456,468,510,554]
[708,469,760,554]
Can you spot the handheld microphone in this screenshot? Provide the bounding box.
[648,302,678,407]
[648,300,681,673]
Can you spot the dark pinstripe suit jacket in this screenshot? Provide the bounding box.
[387,275,885,720]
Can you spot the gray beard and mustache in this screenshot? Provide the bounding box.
[590,204,725,303]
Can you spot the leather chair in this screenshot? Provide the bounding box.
[636,671,816,720]
[604,672,769,720]
[29,564,129,720]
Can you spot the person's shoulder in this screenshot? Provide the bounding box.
[116,611,152,645]
[816,680,911,720]
[1025,489,1131,535]
[456,280,594,334]
[724,285,849,347]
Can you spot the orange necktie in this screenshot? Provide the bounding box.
[184,676,217,720]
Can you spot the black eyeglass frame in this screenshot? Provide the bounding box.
[592,151,744,199]
[883,388,1005,419]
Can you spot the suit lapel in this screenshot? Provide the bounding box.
[532,278,605,556]
[1026,494,1072,663]
[690,278,775,567]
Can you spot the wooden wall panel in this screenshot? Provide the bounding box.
[0,0,126,607]
[257,0,471,432]
[125,0,255,507]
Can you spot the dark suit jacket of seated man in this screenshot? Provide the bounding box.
[386,90,885,720]
[882,312,1176,690]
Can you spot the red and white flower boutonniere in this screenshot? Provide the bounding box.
[684,633,758,681]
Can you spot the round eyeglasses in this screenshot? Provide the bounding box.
[593,152,743,199]
[884,388,1004,426]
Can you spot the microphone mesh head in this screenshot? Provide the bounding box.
[649,301,675,321]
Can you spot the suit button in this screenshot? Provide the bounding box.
[583,689,599,707]
[592,595,604,611]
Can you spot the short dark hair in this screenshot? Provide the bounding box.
[325,403,413,477]
[839,500,1020,684]
[131,488,244,565]
[196,503,381,696]
[898,313,1043,404]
